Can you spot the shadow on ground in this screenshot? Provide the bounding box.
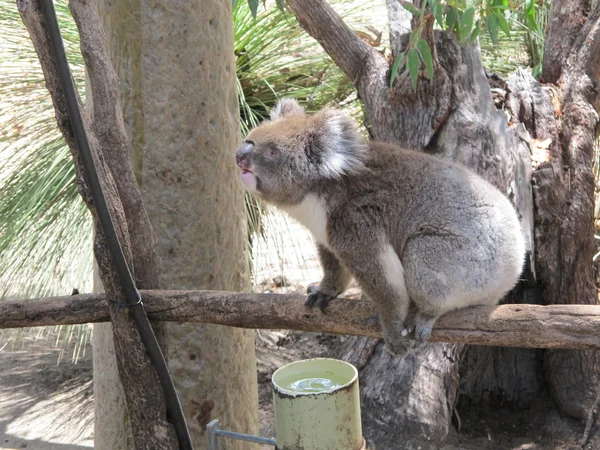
[0,329,94,450]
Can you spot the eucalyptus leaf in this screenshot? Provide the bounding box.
[459,7,475,43]
[416,39,434,80]
[469,19,481,44]
[390,51,406,87]
[446,7,458,33]
[431,0,444,28]
[407,48,419,90]
[495,11,511,37]
[401,1,421,16]
[486,13,499,44]
[248,0,259,18]
[525,0,538,31]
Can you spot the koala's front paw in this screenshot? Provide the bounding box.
[414,312,438,343]
[305,285,337,312]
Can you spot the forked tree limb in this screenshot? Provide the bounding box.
[3,290,600,350]
[18,0,175,447]
[286,0,387,87]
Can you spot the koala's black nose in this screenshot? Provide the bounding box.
[236,141,254,169]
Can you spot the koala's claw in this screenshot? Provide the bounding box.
[415,313,437,343]
[306,284,319,295]
[383,334,417,357]
[364,315,380,327]
[305,289,337,313]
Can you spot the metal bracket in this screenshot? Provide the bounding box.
[207,419,277,450]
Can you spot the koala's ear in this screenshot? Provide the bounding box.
[316,109,367,178]
[270,98,306,120]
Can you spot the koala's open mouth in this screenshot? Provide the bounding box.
[239,167,258,192]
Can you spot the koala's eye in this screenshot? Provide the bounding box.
[265,145,281,159]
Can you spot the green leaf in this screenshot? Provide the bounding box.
[469,19,481,44]
[248,0,259,18]
[409,27,421,45]
[401,1,421,16]
[525,0,538,31]
[276,0,285,12]
[495,11,510,37]
[416,39,434,79]
[446,7,458,32]
[489,0,509,8]
[431,0,444,28]
[459,7,475,43]
[486,13,499,44]
[407,48,419,90]
[390,52,406,87]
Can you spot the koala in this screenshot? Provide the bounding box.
[235,98,525,356]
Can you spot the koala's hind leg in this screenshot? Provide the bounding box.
[403,234,477,343]
[306,244,352,312]
[337,242,414,357]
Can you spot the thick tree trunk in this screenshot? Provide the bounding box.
[284,0,600,448]
[139,1,259,447]
[95,0,260,448]
[530,0,600,419]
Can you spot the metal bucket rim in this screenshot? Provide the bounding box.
[271,357,358,397]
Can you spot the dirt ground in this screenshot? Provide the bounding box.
[1,214,599,449]
[0,328,94,449]
[1,325,599,450]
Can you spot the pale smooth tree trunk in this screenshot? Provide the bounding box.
[93,0,259,448]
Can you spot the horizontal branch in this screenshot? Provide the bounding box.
[2,290,600,350]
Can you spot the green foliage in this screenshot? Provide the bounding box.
[0,0,368,301]
[416,38,434,79]
[234,0,364,135]
[0,0,91,300]
[391,0,434,89]
[390,0,546,88]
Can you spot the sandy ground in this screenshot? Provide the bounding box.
[0,328,94,449]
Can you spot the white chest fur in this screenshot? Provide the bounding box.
[281,194,329,246]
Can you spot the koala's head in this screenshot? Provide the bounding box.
[235,98,367,205]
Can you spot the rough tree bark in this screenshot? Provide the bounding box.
[18,0,178,448]
[535,0,600,420]
[287,0,600,447]
[95,0,259,448]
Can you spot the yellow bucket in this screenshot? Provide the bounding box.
[272,358,364,450]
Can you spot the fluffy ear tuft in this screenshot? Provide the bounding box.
[315,109,368,178]
[270,98,306,120]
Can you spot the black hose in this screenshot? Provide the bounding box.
[39,2,193,449]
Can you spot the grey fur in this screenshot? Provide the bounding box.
[236,99,526,356]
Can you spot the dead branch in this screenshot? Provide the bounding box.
[286,0,387,86]
[2,290,600,350]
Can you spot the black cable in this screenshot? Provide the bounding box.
[39,2,193,449]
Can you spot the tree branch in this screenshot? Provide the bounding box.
[286,0,387,86]
[69,0,160,288]
[3,291,600,350]
[543,0,595,83]
[17,1,175,447]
